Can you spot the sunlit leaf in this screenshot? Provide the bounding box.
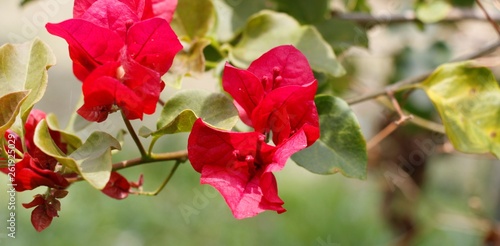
[34,120,81,173]
[69,132,121,189]
[171,0,215,41]
[416,1,452,23]
[45,114,83,154]
[228,10,345,78]
[0,38,56,121]
[292,95,367,179]
[151,90,238,137]
[417,61,500,157]
[0,91,29,138]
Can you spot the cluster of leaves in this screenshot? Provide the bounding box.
[1,0,499,234]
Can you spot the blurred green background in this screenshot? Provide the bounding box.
[1,0,500,245]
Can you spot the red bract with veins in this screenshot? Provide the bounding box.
[46,0,182,122]
[23,190,68,232]
[188,119,309,219]
[222,45,319,146]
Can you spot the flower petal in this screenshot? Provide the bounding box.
[126,18,182,75]
[247,45,315,90]
[222,63,265,126]
[101,171,131,199]
[46,19,124,81]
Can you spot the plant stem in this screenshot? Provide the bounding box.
[476,0,500,36]
[131,161,181,196]
[121,110,147,158]
[346,39,500,105]
[331,8,500,27]
[112,150,188,171]
[158,98,166,107]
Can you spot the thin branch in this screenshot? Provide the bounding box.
[158,98,166,107]
[346,39,500,105]
[112,150,188,171]
[121,110,147,158]
[476,0,500,36]
[331,8,500,27]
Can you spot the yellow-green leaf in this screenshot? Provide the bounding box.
[69,132,121,189]
[418,61,500,157]
[0,38,56,121]
[0,91,29,137]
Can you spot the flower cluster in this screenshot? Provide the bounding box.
[46,0,182,122]
[188,45,319,218]
[1,110,70,232]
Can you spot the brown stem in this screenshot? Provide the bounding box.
[121,110,147,157]
[476,0,500,36]
[346,39,500,105]
[113,150,188,171]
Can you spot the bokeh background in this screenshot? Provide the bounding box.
[1,0,500,245]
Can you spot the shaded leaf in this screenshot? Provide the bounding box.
[163,39,211,89]
[34,120,81,173]
[0,91,29,137]
[151,90,238,137]
[69,131,121,189]
[417,61,500,157]
[343,0,371,12]
[272,0,329,24]
[0,38,56,121]
[213,0,268,42]
[292,95,367,179]
[45,114,83,154]
[315,19,368,55]
[228,10,345,78]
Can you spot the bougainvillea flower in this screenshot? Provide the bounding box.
[188,119,308,219]
[73,0,177,23]
[46,2,182,121]
[13,153,69,192]
[1,110,69,191]
[222,45,319,145]
[23,190,68,232]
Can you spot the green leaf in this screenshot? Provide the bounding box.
[343,0,371,12]
[171,0,215,41]
[315,19,368,55]
[151,90,238,137]
[0,91,29,137]
[213,0,268,42]
[0,38,56,121]
[45,113,83,154]
[228,10,345,78]
[292,95,367,179]
[34,119,81,173]
[417,61,500,158]
[272,0,329,24]
[69,132,121,189]
[416,1,452,23]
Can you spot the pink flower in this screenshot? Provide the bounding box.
[222,45,319,145]
[188,119,308,218]
[46,0,182,121]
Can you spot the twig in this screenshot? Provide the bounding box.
[112,150,188,171]
[331,8,500,27]
[158,98,166,107]
[346,39,500,105]
[476,0,500,36]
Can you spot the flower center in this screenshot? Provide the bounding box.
[261,66,283,91]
